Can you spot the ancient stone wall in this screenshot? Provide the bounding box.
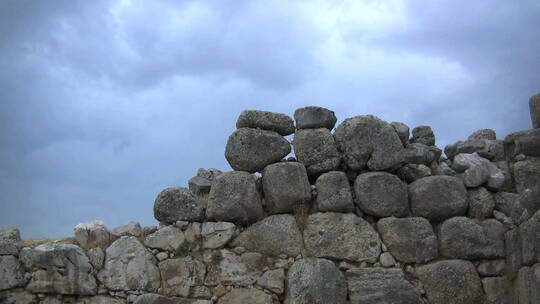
[2,95,540,304]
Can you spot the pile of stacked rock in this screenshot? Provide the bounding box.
[1,95,540,304]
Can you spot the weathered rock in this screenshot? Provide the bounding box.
[411,125,435,146]
[432,161,457,176]
[531,93,540,128]
[417,260,483,304]
[257,269,285,294]
[188,168,223,196]
[354,172,409,217]
[514,158,540,193]
[87,247,104,270]
[144,226,185,252]
[262,162,311,214]
[469,128,497,140]
[482,277,511,304]
[0,289,37,304]
[346,267,422,304]
[494,192,528,224]
[0,226,21,256]
[493,161,516,192]
[225,128,291,173]
[292,128,340,175]
[236,110,295,136]
[159,256,206,297]
[74,221,111,250]
[0,255,25,290]
[20,243,97,295]
[231,214,303,257]
[218,288,274,304]
[98,236,160,292]
[402,143,441,165]
[111,221,142,238]
[204,249,264,287]
[409,176,467,221]
[505,228,523,278]
[397,163,432,183]
[445,139,504,161]
[439,217,505,259]
[477,259,505,276]
[391,121,410,146]
[511,264,540,304]
[77,296,126,304]
[452,153,505,190]
[377,217,438,263]
[294,106,337,130]
[315,171,354,213]
[334,115,404,171]
[379,252,396,267]
[520,210,540,265]
[467,187,495,219]
[201,222,235,249]
[504,129,540,160]
[303,212,381,263]
[133,294,211,304]
[154,187,205,224]
[207,171,263,224]
[285,258,347,304]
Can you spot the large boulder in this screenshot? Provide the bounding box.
[225,128,291,173]
[377,217,438,263]
[218,288,274,304]
[158,256,206,297]
[111,221,142,238]
[531,93,540,128]
[354,172,409,217]
[445,138,505,161]
[409,176,467,221]
[231,214,303,257]
[315,171,354,213]
[504,129,540,160]
[98,236,160,292]
[438,217,505,259]
[303,212,381,263]
[20,243,97,295]
[482,277,511,304]
[397,164,432,183]
[493,192,528,224]
[262,162,311,214]
[511,264,540,304]
[505,228,523,278]
[154,187,205,224]
[204,249,264,287]
[417,260,483,304]
[346,268,422,304]
[402,143,441,165]
[292,128,341,175]
[452,153,505,190]
[514,158,540,193]
[0,226,21,256]
[410,125,435,146]
[144,226,185,252]
[285,258,347,304]
[469,129,497,140]
[257,269,285,294]
[520,210,540,265]
[206,171,263,224]
[201,222,236,249]
[391,121,410,146]
[0,255,25,291]
[236,110,295,136]
[74,221,111,250]
[334,115,404,171]
[293,106,337,130]
[467,187,495,219]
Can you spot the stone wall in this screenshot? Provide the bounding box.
[2,95,540,304]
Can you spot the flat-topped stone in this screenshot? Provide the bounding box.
[236,110,295,136]
[294,106,337,130]
[292,128,341,175]
[262,162,311,214]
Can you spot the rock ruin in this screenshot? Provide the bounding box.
[1,96,540,303]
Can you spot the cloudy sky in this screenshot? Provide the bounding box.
[1,0,539,239]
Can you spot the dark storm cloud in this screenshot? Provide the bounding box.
[0,0,538,238]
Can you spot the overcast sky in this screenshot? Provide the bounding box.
[1,0,539,239]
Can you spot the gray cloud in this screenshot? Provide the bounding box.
[0,0,538,238]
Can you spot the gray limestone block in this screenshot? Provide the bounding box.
[292,128,341,175]
[467,187,495,219]
[225,128,291,173]
[409,176,467,221]
[411,125,435,146]
[505,228,523,279]
[236,109,295,136]
[206,171,263,224]
[303,212,381,263]
[346,267,422,304]
[154,187,205,224]
[377,217,438,263]
[417,260,483,304]
[0,255,25,291]
[285,258,347,304]
[469,129,497,140]
[354,172,409,217]
[315,171,354,213]
[293,106,337,130]
[231,214,303,257]
[334,115,404,171]
[262,162,311,214]
[391,121,410,146]
[520,210,540,265]
[74,221,111,251]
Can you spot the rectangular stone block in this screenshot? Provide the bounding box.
[505,228,523,279]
